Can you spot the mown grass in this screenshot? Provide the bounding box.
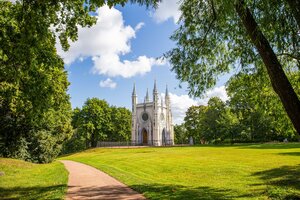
[60,143,300,200]
[0,158,68,200]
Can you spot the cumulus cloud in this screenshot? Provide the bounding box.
[168,93,199,125]
[99,78,117,89]
[152,0,181,24]
[168,86,229,124]
[92,56,165,78]
[134,22,145,31]
[204,86,229,102]
[56,6,163,78]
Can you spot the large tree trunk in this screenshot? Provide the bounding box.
[235,0,300,135]
[286,0,300,29]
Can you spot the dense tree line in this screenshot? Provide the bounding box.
[62,98,131,154]
[2,0,299,162]
[166,0,300,134]
[0,1,73,163]
[0,0,152,163]
[175,70,299,144]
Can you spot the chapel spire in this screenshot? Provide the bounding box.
[145,88,150,102]
[165,84,169,97]
[132,83,136,96]
[153,80,158,94]
[165,84,170,108]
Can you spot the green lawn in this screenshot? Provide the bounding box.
[60,143,300,200]
[0,158,68,200]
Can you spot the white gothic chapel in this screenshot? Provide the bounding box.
[131,81,174,146]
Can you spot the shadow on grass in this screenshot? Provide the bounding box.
[238,143,300,150]
[66,185,145,199]
[130,183,237,200]
[278,152,300,157]
[0,184,66,200]
[252,165,300,199]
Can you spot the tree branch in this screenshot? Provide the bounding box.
[277,53,300,61]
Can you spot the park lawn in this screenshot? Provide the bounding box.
[61,143,300,200]
[0,158,68,200]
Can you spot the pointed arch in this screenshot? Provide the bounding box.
[162,128,166,146]
[142,128,148,145]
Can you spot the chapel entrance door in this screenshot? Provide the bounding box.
[162,129,166,146]
[142,129,148,145]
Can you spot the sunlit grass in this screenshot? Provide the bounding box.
[61,143,300,199]
[0,158,68,200]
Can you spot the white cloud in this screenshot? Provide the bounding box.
[93,56,165,78]
[168,93,199,125]
[205,86,229,102]
[152,0,181,24]
[135,22,145,31]
[99,78,117,89]
[168,86,229,124]
[56,6,163,78]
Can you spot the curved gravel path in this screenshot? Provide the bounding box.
[60,160,146,200]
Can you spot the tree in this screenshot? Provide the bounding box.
[184,105,204,144]
[63,99,132,153]
[202,97,226,143]
[1,0,160,53]
[78,98,111,147]
[109,107,131,142]
[0,1,73,163]
[165,0,300,134]
[183,98,236,144]
[227,68,299,141]
[1,0,163,161]
[217,108,239,144]
[174,123,188,144]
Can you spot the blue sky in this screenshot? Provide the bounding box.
[56,1,229,124]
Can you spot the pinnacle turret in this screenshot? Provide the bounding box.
[165,84,169,97]
[132,83,136,96]
[165,84,170,108]
[153,80,158,94]
[145,88,150,102]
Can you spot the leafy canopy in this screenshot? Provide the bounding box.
[166,0,299,96]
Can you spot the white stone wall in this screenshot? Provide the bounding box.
[131,87,174,146]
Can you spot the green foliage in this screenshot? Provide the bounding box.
[202,97,227,143]
[1,0,160,52]
[174,124,188,144]
[60,143,300,199]
[184,105,208,144]
[184,97,234,144]
[0,1,73,163]
[63,98,131,153]
[71,98,111,148]
[165,0,299,96]
[164,0,300,134]
[1,0,160,162]
[227,68,299,141]
[0,158,68,199]
[182,90,298,143]
[109,106,132,141]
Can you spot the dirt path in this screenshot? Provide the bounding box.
[60,160,146,200]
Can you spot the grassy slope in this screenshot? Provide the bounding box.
[0,158,68,200]
[61,143,300,200]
